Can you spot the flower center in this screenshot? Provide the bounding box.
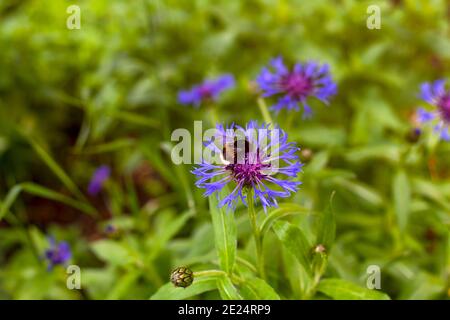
[226,163,270,186]
[438,94,450,122]
[281,72,313,98]
[48,249,65,264]
[198,84,214,99]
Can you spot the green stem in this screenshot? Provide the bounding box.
[247,189,266,279]
[286,111,295,132]
[194,269,244,284]
[257,97,273,127]
[193,270,227,278]
[207,103,219,126]
[304,254,328,299]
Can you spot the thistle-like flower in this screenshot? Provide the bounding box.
[87,165,111,196]
[192,121,303,211]
[256,57,337,117]
[416,79,450,141]
[178,74,235,107]
[44,237,71,270]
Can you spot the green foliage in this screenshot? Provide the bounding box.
[317,279,390,300]
[273,221,313,276]
[209,191,237,275]
[151,275,219,300]
[0,0,449,300]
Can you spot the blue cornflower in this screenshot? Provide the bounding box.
[192,121,303,211]
[87,165,111,196]
[178,74,235,107]
[416,79,450,141]
[44,237,71,269]
[256,57,337,117]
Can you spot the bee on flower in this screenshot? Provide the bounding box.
[192,121,303,211]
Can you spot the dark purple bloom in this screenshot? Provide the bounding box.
[178,74,235,107]
[192,121,303,211]
[87,165,110,196]
[416,79,450,141]
[44,237,71,269]
[256,57,337,117]
[104,224,116,234]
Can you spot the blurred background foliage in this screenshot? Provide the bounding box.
[0,0,449,299]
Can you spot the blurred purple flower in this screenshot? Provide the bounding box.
[192,121,303,211]
[178,74,235,107]
[88,165,110,196]
[104,224,116,234]
[416,79,450,141]
[45,237,71,270]
[256,57,337,117]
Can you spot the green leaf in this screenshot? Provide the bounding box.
[240,277,281,300]
[293,126,346,148]
[106,270,141,300]
[0,182,96,221]
[91,240,133,266]
[105,110,159,128]
[149,210,193,260]
[317,279,390,300]
[217,276,242,300]
[345,144,401,164]
[150,276,218,300]
[272,221,312,275]
[392,170,411,232]
[25,136,86,201]
[332,177,384,208]
[259,203,310,237]
[208,192,237,274]
[316,193,336,250]
[412,178,450,211]
[76,138,135,155]
[161,142,196,211]
[305,151,330,174]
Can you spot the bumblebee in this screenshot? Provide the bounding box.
[220,137,250,165]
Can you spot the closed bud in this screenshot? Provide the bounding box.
[170,266,194,288]
[314,244,326,254]
[301,148,313,162]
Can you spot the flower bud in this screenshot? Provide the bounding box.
[170,267,194,288]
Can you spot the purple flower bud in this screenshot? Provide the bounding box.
[178,74,235,107]
[44,237,71,270]
[87,165,111,196]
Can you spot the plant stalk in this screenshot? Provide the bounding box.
[257,97,273,127]
[247,189,266,279]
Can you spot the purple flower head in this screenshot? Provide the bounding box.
[104,224,116,234]
[416,79,450,141]
[44,237,71,270]
[88,165,111,196]
[192,121,303,212]
[104,223,120,237]
[256,57,337,117]
[178,74,235,107]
